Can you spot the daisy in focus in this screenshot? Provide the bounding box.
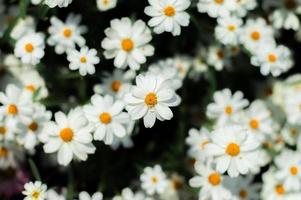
[124,73,181,128]
[67,46,100,76]
[215,16,243,45]
[43,108,96,166]
[83,94,131,145]
[205,125,260,177]
[144,0,191,36]
[101,18,154,70]
[48,14,87,54]
[22,181,47,200]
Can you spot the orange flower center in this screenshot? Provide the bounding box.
[80,57,87,63]
[99,112,112,124]
[145,93,158,107]
[249,119,259,129]
[275,184,285,195]
[7,104,18,115]
[224,105,233,115]
[226,143,240,157]
[215,0,224,4]
[290,166,298,176]
[31,191,40,199]
[0,126,7,135]
[208,173,221,186]
[25,43,34,53]
[63,28,72,38]
[28,122,39,132]
[0,147,8,157]
[25,85,36,92]
[151,176,158,184]
[111,80,122,92]
[267,54,277,63]
[164,6,176,17]
[228,25,236,31]
[239,189,248,198]
[251,31,261,41]
[59,128,74,142]
[121,38,134,52]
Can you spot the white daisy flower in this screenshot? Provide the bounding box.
[275,149,301,191]
[112,188,148,200]
[144,0,191,36]
[215,16,243,45]
[140,165,168,195]
[206,88,249,127]
[14,32,45,65]
[205,125,260,177]
[48,14,87,54]
[197,0,235,18]
[281,123,301,146]
[101,17,154,70]
[240,18,274,53]
[83,94,131,145]
[206,44,230,71]
[124,73,181,128]
[43,108,96,166]
[96,0,117,11]
[0,84,33,123]
[231,0,257,17]
[22,181,47,200]
[67,46,100,76]
[93,69,134,99]
[79,191,103,200]
[16,104,52,151]
[189,161,233,200]
[44,0,72,8]
[251,42,293,77]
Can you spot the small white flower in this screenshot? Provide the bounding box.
[124,73,181,128]
[48,14,87,54]
[231,0,257,17]
[22,181,47,200]
[101,17,154,70]
[206,88,249,127]
[96,0,117,11]
[281,123,301,146]
[79,191,103,200]
[215,16,243,45]
[44,0,72,8]
[144,0,191,36]
[205,125,260,177]
[197,0,235,18]
[140,165,168,195]
[10,16,36,40]
[206,45,230,71]
[67,46,100,76]
[14,32,45,65]
[43,108,96,166]
[83,94,131,145]
[251,42,293,77]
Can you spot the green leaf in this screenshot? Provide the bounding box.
[28,158,41,181]
[19,0,30,18]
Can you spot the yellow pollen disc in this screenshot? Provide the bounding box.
[249,119,259,129]
[200,140,209,150]
[7,104,18,115]
[121,38,134,52]
[25,43,34,53]
[224,105,233,115]
[226,143,240,157]
[215,0,224,4]
[290,166,298,176]
[208,173,221,186]
[251,31,261,41]
[63,28,72,38]
[151,176,158,184]
[59,128,74,142]
[80,56,87,63]
[25,85,36,92]
[99,112,112,124]
[103,0,109,5]
[145,93,158,107]
[28,122,39,132]
[239,189,248,198]
[111,80,122,92]
[228,25,236,31]
[290,128,298,136]
[275,184,285,195]
[0,147,8,157]
[31,191,40,199]
[164,6,176,17]
[0,126,7,135]
[267,54,277,63]
[171,179,183,190]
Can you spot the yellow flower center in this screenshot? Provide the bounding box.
[151,176,158,184]
[275,184,285,195]
[145,93,158,107]
[99,112,112,124]
[251,31,261,41]
[215,0,224,4]
[25,85,36,92]
[224,105,233,115]
[121,38,134,52]
[7,104,18,115]
[226,143,240,157]
[164,6,176,17]
[0,126,7,135]
[239,189,248,198]
[290,128,298,136]
[267,54,277,63]
[80,56,87,63]
[208,173,221,186]
[111,80,122,92]
[290,166,298,176]
[228,25,236,31]
[0,147,8,157]
[249,119,259,129]
[28,122,39,132]
[63,28,72,38]
[59,128,74,142]
[103,0,109,5]
[31,191,40,199]
[25,43,34,53]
